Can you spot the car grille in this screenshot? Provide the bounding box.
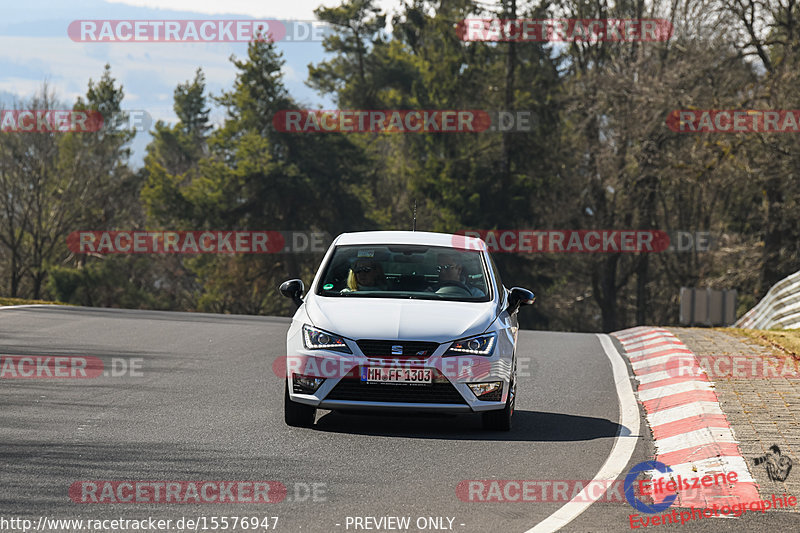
[325,373,467,404]
[356,340,439,360]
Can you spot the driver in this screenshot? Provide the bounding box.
[432,253,485,297]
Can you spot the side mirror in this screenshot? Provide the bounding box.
[279,279,305,308]
[506,287,535,315]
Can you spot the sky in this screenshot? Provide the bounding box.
[0,0,405,166]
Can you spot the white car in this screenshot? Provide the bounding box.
[279,231,535,430]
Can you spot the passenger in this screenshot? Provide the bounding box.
[342,260,388,292]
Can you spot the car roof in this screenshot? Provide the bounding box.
[333,231,486,250]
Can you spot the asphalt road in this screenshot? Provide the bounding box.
[1,306,797,532]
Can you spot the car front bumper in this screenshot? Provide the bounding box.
[289,376,509,413]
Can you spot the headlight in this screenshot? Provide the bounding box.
[302,324,352,353]
[444,332,496,356]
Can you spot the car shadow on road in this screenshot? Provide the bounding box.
[313,409,629,441]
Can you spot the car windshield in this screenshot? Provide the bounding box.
[315,244,491,302]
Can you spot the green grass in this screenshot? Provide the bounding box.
[0,297,70,307]
[721,327,800,358]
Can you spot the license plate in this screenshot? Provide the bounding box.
[361,367,432,383]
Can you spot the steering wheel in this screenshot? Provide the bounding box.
[435,280,472,295]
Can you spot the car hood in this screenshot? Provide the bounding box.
[305,296,497,343]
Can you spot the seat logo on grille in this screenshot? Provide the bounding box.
[391,345,403,355]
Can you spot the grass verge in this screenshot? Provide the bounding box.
[0,297,69,307]
[721,327,800,358]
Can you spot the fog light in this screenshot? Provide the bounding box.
[292,373,325,393]
[468,381,503,401]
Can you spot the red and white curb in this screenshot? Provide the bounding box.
[612,326,759,509]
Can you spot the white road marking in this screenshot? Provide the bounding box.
[636,380,714,402]
[655,427,738,454]
[626,344,689,357]
[646,455,756,484]
[615,327,761,509]
[634,370,676,385]
[632,355,695,371]
[619,332,674,344]
[615,328,668,340]
[647,401,725,426]
[524,334,640,533]
[0,304,53,311]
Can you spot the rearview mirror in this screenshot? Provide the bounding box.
[507,287,535,315]
[279,279,305,308]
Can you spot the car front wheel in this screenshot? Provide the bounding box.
[481,381,514,431]
[284,383,316,427]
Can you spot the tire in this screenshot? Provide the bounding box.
[481,381,514,431]
[284,383,316,427]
